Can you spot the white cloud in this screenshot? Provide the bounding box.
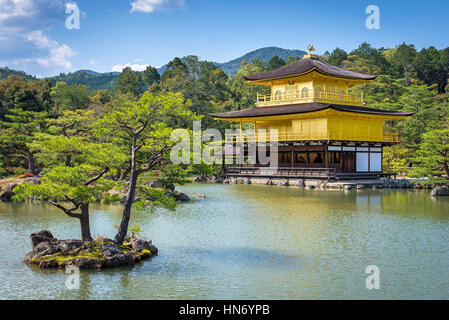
[111,63,154,72]
[23,30,75,70]
[26,30,58,49]
[0,0,65,28]
[0,0,76,76]
[90,59,98,66]
[0,0,36,22]
[130,0,185,13]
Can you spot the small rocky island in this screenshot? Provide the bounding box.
[26,231,158,269]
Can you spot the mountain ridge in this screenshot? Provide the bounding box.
[0,46,307,90]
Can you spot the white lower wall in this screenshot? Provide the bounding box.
[356,153,369,172]
[370,153,382,172]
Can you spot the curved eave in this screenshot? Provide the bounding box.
[211,104,415,123]
[243,68,377,85]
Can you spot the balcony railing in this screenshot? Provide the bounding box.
[257,89,363,107]
[227,167,337,179]
[225,131,399,144]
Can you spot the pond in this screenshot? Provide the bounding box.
[0,184,448,299]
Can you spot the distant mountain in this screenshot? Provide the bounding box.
[0,67,119,91]
[0,46,307,90]
[50,70,120,91]
[73,69,101,75]
[0,67,38,81]
[216,47,307,74]
[156,47,307,76]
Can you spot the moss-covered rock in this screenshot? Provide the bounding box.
[24,231,157,270]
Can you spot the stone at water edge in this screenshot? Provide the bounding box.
[175,191,191,202]
[30,230,55,248]
[430,185,449,197]
[24,231,159,269]
[196,194,207,199]
[147,179,165,189]
[23,177,41,185]
[165,183,175,192]
[193,175,207,183]
[276,179,288,187]
[100,242,135,268]
[131,238,158,255]
[147,179,176,192]
[0,183,17,202]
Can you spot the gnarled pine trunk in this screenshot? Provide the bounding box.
[80,203,93,242]
[27,150,36,175]
[115,136,138,244]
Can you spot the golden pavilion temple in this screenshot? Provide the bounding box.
[211,54,414,180]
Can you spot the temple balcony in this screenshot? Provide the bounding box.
[257,89,364,107]
[224,131,398,144]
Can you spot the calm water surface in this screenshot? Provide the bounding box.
[0,184,448,300]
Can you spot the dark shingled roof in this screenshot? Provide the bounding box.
[211,103,415,119]
[242,57,377,81]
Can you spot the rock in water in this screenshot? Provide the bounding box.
[0,183,17,202]
[24,231,158,269]
[430,185,449,197]
[30,230,55,248]
[276,179,288,187]
[175,191,190,202]
[131,239,158,255]
[192,175,207,183]
[147,179,165,189]
[100,243,135,268]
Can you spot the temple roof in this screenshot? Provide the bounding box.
[211,103,415,119]
[242,57,377,82]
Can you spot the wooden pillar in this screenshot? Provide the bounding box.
[325,146,329,169]
[239,121,242,168]
[291,145,294,168]
[340,148,343,172]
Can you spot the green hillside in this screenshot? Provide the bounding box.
[0,67,37,81]
[50,71,120,91]
[0,46,306,90]
[216,46,306,74]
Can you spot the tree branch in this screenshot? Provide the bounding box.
[137,145,172,174]
[50,201,82,219]
[135,119,149,136]
[84,167,110,186]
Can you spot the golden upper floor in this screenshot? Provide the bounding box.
[243,56,376,107]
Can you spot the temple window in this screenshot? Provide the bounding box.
[301,87,309,98]
[275,90,283,101]
[295,152,308,163]
[278,151,291,163]
[309,152,325,164]
[329,151,341,164]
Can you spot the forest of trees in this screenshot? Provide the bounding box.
[1,42,449,184]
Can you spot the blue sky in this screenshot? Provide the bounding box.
[0,0,448,77]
